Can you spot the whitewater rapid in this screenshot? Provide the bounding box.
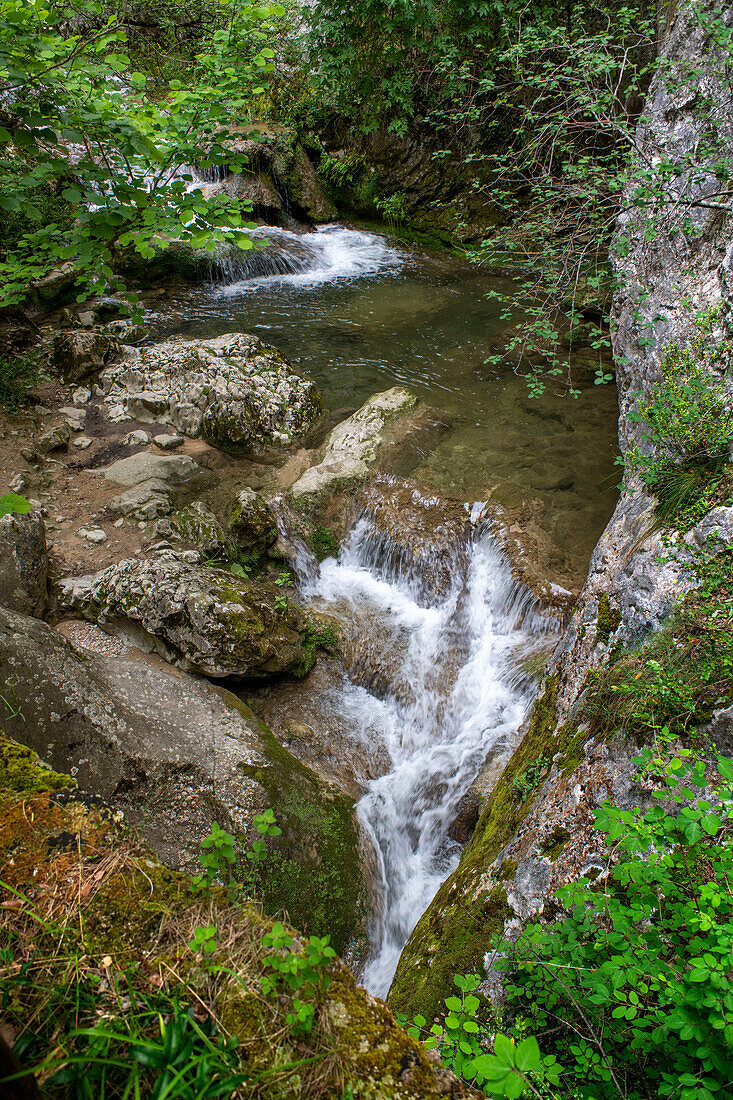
[301,517,552,997]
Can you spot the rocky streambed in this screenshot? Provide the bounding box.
[0,225,620,1002]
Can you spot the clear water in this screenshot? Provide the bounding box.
[153,224,619,587]
[153,225,618,995]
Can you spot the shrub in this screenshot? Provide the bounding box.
[624,316,733,529]
[0,351,41,412]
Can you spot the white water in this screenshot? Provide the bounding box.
[211,224,404,291]
[301,516,553,997]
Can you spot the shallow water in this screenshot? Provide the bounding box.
[154,224,619,586]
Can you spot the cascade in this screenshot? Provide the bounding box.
[299,513,555,997]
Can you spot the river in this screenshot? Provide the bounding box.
[154,224,619,996]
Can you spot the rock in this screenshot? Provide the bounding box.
[122,429,150,446]
[8,474,26,494]
[153,433,183,450]
[0,510,48,617]
[52,330,118,382]
[0,607,367,957]
[60,406,86,431]
[72,435,93,449]
[103,451,208,490]
[57,556,325,679]
[106,480,174,520]
[228,487,278,556]
[37,422,70,454]
[349,475,471,598]
[72,386,92,406]
[289,387,420,511]
[77,309,97,327]
[173,501,229,558]
[98,333,325,448]
[78,526,108,544]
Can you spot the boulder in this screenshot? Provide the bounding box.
[173,501,230,558]
[228,487,278,556]
[37,422,70,454]
[57,556,325,679]
[106,480,173,520]
[0,510,48,617]
[289,387,420,511]
[98,333,325,448]
[103,451,208,490]
[0,606,368,956]
[52,330,119,382]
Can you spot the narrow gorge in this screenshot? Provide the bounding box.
[1,0,732,1097]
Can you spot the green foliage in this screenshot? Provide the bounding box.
[596,592,622,645]
[374,190,408,229]
[0,0,284,308]
[260,921,336,1033]
[583,550,733,744]
[311,525,340,562]
[512,754,549,803]
[0,350,41,411]
[500,748,733,1100]
[0,492,32,517]
[624,320,733,529]
[400,973,561,1098]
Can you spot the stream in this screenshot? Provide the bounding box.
[155,224,619,996]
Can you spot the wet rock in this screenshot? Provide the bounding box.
[289,387,420,511]
[52,330,118,382]
[98,333,325,447]
[350,475,472,598]
[0,510,48,617]
[57,556,323,680]
[228,487,278,556]
[37,422,70,454]
[173,501,229,558]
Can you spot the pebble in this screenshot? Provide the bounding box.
[72,387,92,407]
[153,433,184,450]
[72,436,93,449]
[78,526,108,544]
[113,518,125,528]
[122,429,150,446]
[8,474,26,493]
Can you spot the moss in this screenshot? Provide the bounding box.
[311,526,340,562]
[240,719,367,957]
[595,592,621,645]
[539,826,571,860]
[0,730,74,793]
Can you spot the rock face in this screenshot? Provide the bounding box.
[389,1,733,1021]
[0,606,367,956]
[99,333,325,447]
[289,387,421,510]
[0,510,48,617]
[57,557,324,679]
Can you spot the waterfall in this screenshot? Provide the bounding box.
[300,514,555,998]
[210,225,404,290]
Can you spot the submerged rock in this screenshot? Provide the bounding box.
[98,332,325,448]
[57,556,325,679]
[0,509,48,617]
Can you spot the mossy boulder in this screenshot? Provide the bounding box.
[0,508,48,618]
[57,556,324,680]
[173,501,230,558]
[228,487,279,557]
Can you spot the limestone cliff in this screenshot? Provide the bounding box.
[389,0,733,1021]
